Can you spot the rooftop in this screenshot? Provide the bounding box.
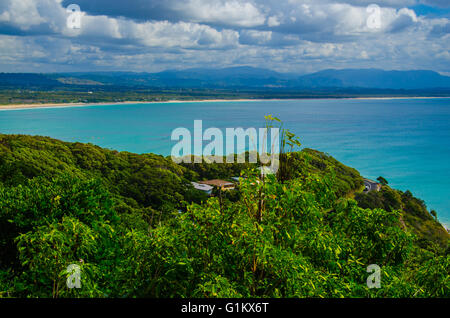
[198,179,234,187]
[191,182,214,192]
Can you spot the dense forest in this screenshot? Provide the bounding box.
[0,133,448,298]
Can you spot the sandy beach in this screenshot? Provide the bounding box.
[0,96,449,111]
[0,99,260,110]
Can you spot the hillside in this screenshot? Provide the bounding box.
[0,134,448,298]
[296,69,450,89]
[2,68,450,105]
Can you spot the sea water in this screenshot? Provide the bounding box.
[1,98,449,226]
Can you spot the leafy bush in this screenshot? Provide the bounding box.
[0,134,448,298]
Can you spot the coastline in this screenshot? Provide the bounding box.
[1,97,449,232]
[0,99,254,110]
[1,96,450,111]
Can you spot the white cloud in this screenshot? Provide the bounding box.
[172,0,266,27]
[0,0,46,30]
[0,0,241,49]
[267,16,281,27]
[240,30,272,45]
[0,0,448,73]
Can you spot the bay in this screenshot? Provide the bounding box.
[1,98,449,226]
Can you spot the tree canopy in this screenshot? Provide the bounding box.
[0,134,448,298]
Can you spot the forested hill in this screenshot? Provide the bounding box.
[0,134,448,298]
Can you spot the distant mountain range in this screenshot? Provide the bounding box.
[295,69,450,90]
[1,67,450,91]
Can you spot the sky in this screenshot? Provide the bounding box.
[0,0,449,74]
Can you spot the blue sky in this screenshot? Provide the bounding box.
[0,0,449,74]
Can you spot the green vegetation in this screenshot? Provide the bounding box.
[0,133,448,298]
[355,187,449,251]
[377,176,389,186]
[1,70,450,105]
[0,89,257,105]
[2,89,450,106]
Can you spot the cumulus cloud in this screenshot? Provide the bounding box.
[60,0,266,27]
[239,30,272,45]
[0,0,240,49]
[171,0,266,27]
[0,0,448,74]
[0,0,46,30]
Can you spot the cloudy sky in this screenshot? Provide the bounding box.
[0,0,449,74]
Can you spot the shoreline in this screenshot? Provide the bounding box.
[1,98,449,231]
[1,96,450,110]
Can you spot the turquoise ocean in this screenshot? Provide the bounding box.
[1,98,449,226]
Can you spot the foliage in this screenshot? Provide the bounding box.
[377,176,389,186]
[0,133,448,298]
[0,134,193,213]
[355,186,449,250]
